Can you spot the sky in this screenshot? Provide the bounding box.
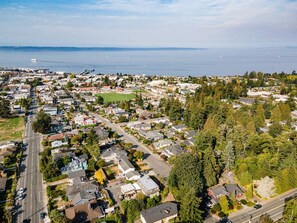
[0,0,297,48]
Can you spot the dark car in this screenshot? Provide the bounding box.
[254,204,262,209]
[40,212,46,219]
[23,219,30,223]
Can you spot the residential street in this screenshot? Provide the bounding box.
[91,112,172,179]
[229,188,297,223]
[14,96,47,223]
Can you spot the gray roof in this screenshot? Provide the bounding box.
[126,170,141,179]
[210,185,228,197]
[66,181,98,200]
[137,176,159,192]
[101,145,127,159]
[72,191,97,206]
[118,156,135,171]
[68,170,86,180]
[140,202,178,223]
[165,145,184,155]
[224,184,243,195]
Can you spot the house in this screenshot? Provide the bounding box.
[120,183,141,196]
[42,105,58,116]
[51,140,68,148]
[52,151,75,162]
[126,170,141,181]
[101,145,127,164]
[118,156,135,175]
[61,156,88,174]
[0,142,16,151]
[184,130,196,139]
[95,126,109,140]
[74,114,97,127]
[161,145,184,158]
[57,98,75,105]
[140,202,178,223]
[208,184,243,204]
[153,139,173,150]
[127,122,151,131]
[66,180,99,205]
[65,200,105,223]
[48,133,65,141]
[172,124,187,133]
[0,177,7,192]
[139,130,164,141]
[137,176,160,197]
[68,169,87,181]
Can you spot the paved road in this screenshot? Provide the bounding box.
[91,112,172,179]
[229,188,297,223]
[14,95,47,223]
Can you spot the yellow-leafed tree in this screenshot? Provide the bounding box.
[95,169,106,184]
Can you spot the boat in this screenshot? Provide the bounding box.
[31,59,37,63]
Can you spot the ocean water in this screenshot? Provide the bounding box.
[0,47,296,76]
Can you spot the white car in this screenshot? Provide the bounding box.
[16,195,23,201]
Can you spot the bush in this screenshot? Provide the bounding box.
[210,209,216,214]
[228,204,234,210]
[213,203,221,212]
[240,199,247,205]
[218,212,226,217]
[247,201,255,207]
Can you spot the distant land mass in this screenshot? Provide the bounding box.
[0,46,204,52]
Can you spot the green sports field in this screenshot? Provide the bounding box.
[96,93,135,103]
[0,117,24,142]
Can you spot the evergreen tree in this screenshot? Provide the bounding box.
[179,189,203,223]
[223,141,235,170]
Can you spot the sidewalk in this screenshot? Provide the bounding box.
[39,135,51,223]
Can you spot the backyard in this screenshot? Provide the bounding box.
[96,93,135,103]
[0,117,24,142]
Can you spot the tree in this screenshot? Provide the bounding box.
[219,194,229,213]
[254,104,265,128]
[134,151,144,161]
[168,154,204,199]
[0,98,11,118]
[281,199,297,223]
[203,148,219,187]
[32,111,52,134]
[66,81,74,90]
[96,95,104,105]
[18,98,32,111]
[94,169,105,184]
[179,189,203,223]
[222,141,235,170]
[70,134,82,146]
[259,214,273,223]
[268,122,283,137]
[246,184,253,199]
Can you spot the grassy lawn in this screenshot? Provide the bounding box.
[0,117,24,142]
[96,93,135,103]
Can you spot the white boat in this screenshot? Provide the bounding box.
[31,59,37,63]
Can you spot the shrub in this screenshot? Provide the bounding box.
[218,212,226,218]
[247,201,255,207]
[210,209,216,214]
[240,199,247,205]
[213,203,221,212]
[228,204,234,210]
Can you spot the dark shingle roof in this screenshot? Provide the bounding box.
[140,202,178,223]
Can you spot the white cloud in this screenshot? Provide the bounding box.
[0,0,296,47]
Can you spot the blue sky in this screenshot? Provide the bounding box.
[0,0,296,47]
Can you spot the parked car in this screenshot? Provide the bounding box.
[254,204,262,209]
[39,212,46,219]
